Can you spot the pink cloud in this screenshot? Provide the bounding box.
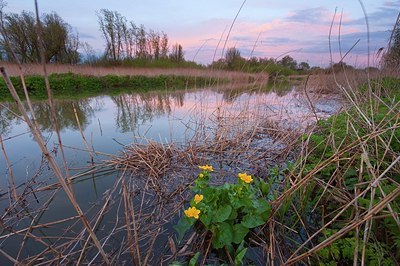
[176,7,377,67]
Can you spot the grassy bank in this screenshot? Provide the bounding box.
[0,72,219,100]
[170,76,399,265]
[287,77,400,264]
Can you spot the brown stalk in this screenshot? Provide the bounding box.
[0,134,18,202]
[0,67,109,264]
[0,248,19,264]
[72,103,94,164]
[33,0,74,194]
[76,167,128,264]
[286,183,400,265]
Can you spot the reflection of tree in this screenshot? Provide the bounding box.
[218,84,293,102]
[32,99,96,132]
[111,91,185,133]
[0,98,99,135]
[0,103,20,136]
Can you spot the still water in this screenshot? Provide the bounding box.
[0,85,341,263]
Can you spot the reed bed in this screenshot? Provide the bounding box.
[1,2,399,263]
[0,67,305,264]
[0,62,268,85]
[1,62,398,264]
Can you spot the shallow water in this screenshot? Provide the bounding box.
[0,85,341,264]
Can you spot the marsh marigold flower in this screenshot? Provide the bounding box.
[194,194,203,204]
[238,173,253,184]
[184,206,200,219]
[199,165,213,172]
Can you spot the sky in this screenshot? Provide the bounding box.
[5,0,400,67]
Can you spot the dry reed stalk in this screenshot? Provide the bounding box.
[122,179,141,265]
[34,0,74,195]
[0,134,17,202]
[76,167,129,264]
[0,66,109,264]
[72,103,94,164]
[0,248,19,264]
[286,182,400,265]
[0,215,79,240]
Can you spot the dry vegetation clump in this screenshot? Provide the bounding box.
[0,61,268,85]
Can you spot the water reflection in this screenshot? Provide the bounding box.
[111,91,184,133]
[0,84,330,139]
[0,98,102,136]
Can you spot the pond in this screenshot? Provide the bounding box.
[0,84,341,264]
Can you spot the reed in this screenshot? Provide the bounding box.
[0,5,399,264]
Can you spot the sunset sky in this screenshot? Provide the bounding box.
[5,0,399,67]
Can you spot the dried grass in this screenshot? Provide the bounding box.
[0,61,268,84]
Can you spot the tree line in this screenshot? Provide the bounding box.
[96,9,184,63]
[210,47,311,75]
[0,5,186,65]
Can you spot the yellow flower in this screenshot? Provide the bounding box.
[184,206,200,219]
[238,173,253,184]
[198,173,204,178]
[194,194,203,204]
[199,165,213,172]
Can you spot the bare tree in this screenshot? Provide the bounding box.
[169,43,184,62]
[160,32,169,59]
[97,9,126,61]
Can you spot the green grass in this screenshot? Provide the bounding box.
[0,72,216,101]
[301,77,400,264]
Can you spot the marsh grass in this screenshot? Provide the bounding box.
[1,24,399,265]
[1,58,398,264]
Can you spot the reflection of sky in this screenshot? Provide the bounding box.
[0,87,340,188]
[6,0,397,66]
[0,87,341,262]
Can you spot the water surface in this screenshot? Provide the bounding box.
[0,85,341,263]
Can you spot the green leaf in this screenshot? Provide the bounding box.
[173,216,194,242]
[189,252,200,266]
[229,208,238,220]
[232,224,249,244]
[215,205,232,223]
[212,222,233,249]
[234,247,247,266]
[200,212,212,229]
[257,200,271,220]
[259,179,270,196]
[241,214,265,228]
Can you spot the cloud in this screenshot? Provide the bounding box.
[177,3,395,66]
[260,37,298,46]
[301,30,390,55]
[286,7,331,24]
[344,2,399,28]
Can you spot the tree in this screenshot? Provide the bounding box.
[0,5,79,63]
[97,9,127,61]
[0,11,38,62]
[160,32,169,59]
[43,12,80,63]
[224,47,243,70]
[298,61,310,71]
[278,55,297,70]
[135,24,147,59]
[169,43,184,62]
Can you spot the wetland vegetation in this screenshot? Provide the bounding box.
[0,1,399,265]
